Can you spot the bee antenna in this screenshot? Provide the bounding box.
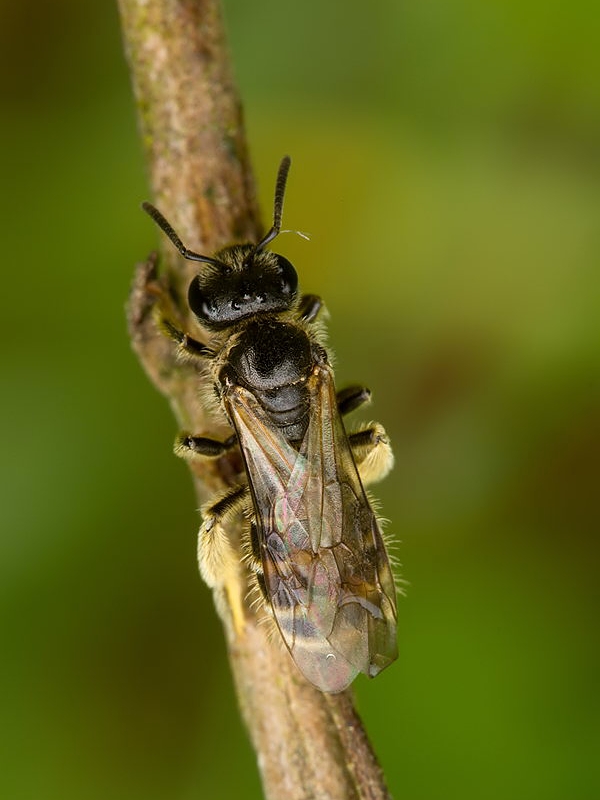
[253,155,292,255]
[142,201,230,270]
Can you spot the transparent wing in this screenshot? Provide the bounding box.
[224,363,397,693]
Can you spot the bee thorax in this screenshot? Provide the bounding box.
[228,320,313,390]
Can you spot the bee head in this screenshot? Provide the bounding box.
[187,245,298,329]
[143,156,298,331]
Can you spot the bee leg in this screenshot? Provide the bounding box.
[246,521,274,620]
[297,293,323,322]
[247,520,262,575]
[198,485,250,635]
[174,433,237,460]
[337,385,372,416]
[348,423,394,486]
[158,316,213,360]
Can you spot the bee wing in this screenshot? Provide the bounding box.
[224,364,397,693]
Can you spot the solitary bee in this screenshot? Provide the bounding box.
[143,157,397,692]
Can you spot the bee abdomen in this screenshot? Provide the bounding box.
[253,383,310,441]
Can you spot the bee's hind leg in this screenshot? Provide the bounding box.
[173,430,244,630]
[348,424,394,487]
[338,386,393,485]
[197,484,250,636]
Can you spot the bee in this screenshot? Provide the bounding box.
[143,157,397,692]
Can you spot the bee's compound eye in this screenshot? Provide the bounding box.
[188,276,202,315]
[274,255,298,297]
[188,276,215,322]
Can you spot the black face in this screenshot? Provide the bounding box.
[188,245,298,330]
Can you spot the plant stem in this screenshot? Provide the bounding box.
[117,1,393,797]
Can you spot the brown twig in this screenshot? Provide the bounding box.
[117,1,393,797]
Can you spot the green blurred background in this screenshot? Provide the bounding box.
[1,1,598,798]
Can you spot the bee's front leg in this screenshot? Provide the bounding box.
[348,423,394,487]
[174,432,237,459]
[157,315,214,360]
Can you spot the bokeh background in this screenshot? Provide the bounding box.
[1,1,598,798]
